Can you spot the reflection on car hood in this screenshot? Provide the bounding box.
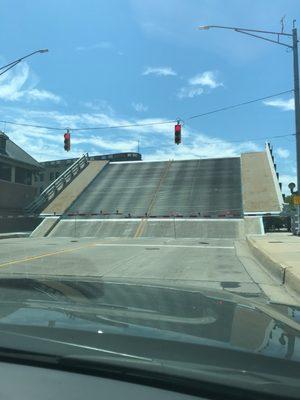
[0,276,300,362]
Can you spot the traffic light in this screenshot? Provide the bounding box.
[64,130,71,151]
[175,122,181,145]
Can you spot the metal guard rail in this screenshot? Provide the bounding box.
[26,153,89,214]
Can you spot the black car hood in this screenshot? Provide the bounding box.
[0,275,299,362]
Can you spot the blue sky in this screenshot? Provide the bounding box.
[0,0,299,192]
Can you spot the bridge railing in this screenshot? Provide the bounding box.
[26,153,89,214]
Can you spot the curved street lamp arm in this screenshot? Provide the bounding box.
[0,49,48,72]
[0,60,22,77]
[199,25,293,37]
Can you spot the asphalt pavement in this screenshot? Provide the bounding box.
[0,236,298,305]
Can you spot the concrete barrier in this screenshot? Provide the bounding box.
[246,235,300,298]
[49,219,140,238]
[48,218,261,239]
[243,216,264,235]
[246,236,285,283]
[141,219,244,239]
[30,217,60,238]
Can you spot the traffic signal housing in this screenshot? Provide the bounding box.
[64,131,71,151]
[175,122,181,145]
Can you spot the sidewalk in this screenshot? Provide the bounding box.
[247,233,300,298]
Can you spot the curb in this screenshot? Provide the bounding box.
[0,232,30,240]
[246,236,300,298]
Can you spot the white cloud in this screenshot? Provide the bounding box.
[25,89,61,103]
[276,147,290,159]
[82,100,114,114]
[0,63,61,103]
[263,98,294,111]
[143,137,259,162]
[142,66,177,76]
[177,86,204,99]
[73,136,138,152]
[76,42,112,51]
[189,71,223,89]
[178,70,223,99]
[132,102,148,112]
[0,63,29,101]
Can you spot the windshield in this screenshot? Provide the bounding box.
[1,0,300,398]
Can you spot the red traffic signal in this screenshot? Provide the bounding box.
[174,123,181,145]
[64,131,71,151]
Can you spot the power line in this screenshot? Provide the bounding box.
[186,89,294,120]
[0,89,294,132]
[0,120,64,131]
[0,118,175,131]
[72,119,175,131]
[144,133,294,149]
[206,133,294,144]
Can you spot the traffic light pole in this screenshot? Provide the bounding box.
[293,28,300,193]
[199,24,300,191]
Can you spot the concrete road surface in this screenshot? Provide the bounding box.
[0,236,298,305]
[65,158,243,217]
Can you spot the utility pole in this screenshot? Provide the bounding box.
[199,23,300,192]
[293,27,300,193]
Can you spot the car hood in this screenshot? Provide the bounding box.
[0,275,299,362]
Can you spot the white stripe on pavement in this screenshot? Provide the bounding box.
[95,243,234,249]
[61,218,242,222]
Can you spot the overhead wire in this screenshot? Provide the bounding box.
[193,133,294,145]
[185,89,294,120]
[0,89,294,144]
[0,118,175,131]
[0,120,64,131]
[144,133,294,149]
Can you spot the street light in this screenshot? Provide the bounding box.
[0,49,49,77]
[198,23,300,192]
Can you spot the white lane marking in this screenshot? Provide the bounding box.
[61,218,242,222]
[95,243,234,249]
